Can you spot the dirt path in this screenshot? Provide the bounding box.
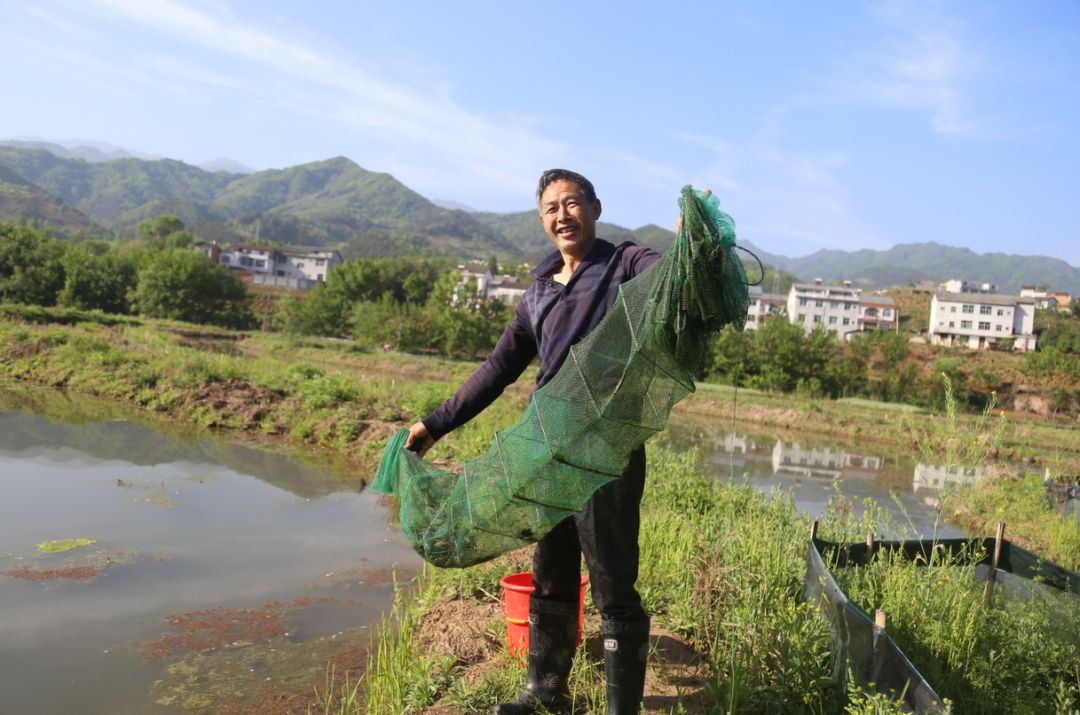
[415,598,711,715]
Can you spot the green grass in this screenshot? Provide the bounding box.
[4,310,1077,713]
[0,316,509,467]
[946,472,1080,572]
[356,444,1080,714]
[836,542,1080,714]
[359,448,890,714]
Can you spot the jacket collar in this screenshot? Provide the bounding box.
[531,238,615,279]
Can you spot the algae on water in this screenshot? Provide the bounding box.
[37,538,97,554]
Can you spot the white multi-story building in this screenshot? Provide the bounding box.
[785,280,896,337]
[456,266,529,306]
[928,290,1036,351]
[744,286,787,330]
[272,247,341,283]
[195,242,343,290]
[214,244,275,274]
[787,280,861,336]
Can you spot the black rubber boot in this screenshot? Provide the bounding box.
[601,617,650,715]
[494,599,578,714]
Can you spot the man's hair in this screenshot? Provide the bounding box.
[536,169,597,207]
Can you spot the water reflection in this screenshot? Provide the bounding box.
[0,386,351,497]
[772,442,882,480]
[913,463,984,508]
[661,422,967,538]
[0,385,418,715]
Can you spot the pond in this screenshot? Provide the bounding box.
[2,384,979,713]
[0,385,420,715]
[659,418,969,539]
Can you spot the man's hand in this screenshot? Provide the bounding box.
[404,421,437,457]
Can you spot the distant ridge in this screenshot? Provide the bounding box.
[1,138,161,162]
[0,140,1076,293]
[432,198,479,212]
[766,241,1080,295]
[198,158,255,174]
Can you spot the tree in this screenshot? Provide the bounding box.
[285,284,349,337]
[136,214,194,249]
[58,243,136,314]
[708,326,753,384]
[747,318,808,392]
[426,272,512,358]
[130,250,253,327]
[351,295,437,352]
[487,254,499,276]
[0,223,66,306]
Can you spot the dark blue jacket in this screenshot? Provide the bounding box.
[423,239,660,439]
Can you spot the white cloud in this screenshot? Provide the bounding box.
[84,0,565,197]
[745,144,885,254]
[673,132,884,256]
[829,0,982,137]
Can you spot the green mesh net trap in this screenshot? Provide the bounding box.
[373,186,750,567]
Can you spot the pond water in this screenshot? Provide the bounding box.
[0,386,420,715]
[1,384,978,713]
[659,419,969,539]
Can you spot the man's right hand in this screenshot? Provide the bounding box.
[404,421,437,457]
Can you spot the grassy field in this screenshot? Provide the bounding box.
[2,306,1078,713]
[354,447,1080,714]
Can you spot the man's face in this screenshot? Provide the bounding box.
[538,179,602,256]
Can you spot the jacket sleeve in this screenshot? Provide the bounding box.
[625,244,662,277]
[421,300,537,440]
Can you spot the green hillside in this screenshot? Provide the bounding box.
[0,148,524,260]
[1,144,1075,290]
[772,241,1080,294]
[0,164,109,240]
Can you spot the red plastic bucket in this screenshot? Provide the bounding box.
[500,572,588,659]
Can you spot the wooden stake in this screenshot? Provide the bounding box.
[875,610,887,630]
[866,531,875,564]
[810,520,819,541]
[983,521,1006,609]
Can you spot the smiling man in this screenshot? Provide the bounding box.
[406,169,659,714]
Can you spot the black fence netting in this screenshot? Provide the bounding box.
[803,535,1080,713]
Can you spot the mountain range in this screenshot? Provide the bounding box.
[0,141,1077,294]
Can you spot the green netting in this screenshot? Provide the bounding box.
[373,186,749,567]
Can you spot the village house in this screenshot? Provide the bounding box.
[487,274,531,307]
[195,242,342,291]
[1020,286,1074,312]
[939,279,999,294]
[785,279,896,338]
[743,285,787,330]
[456,265,529,307]
[928,288,1036,351]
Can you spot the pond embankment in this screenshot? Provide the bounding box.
[3,312,1079,713]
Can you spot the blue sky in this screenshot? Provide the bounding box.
[2,0,1078,265]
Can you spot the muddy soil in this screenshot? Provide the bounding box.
[145,597,370,715]
[413,597,710,714]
